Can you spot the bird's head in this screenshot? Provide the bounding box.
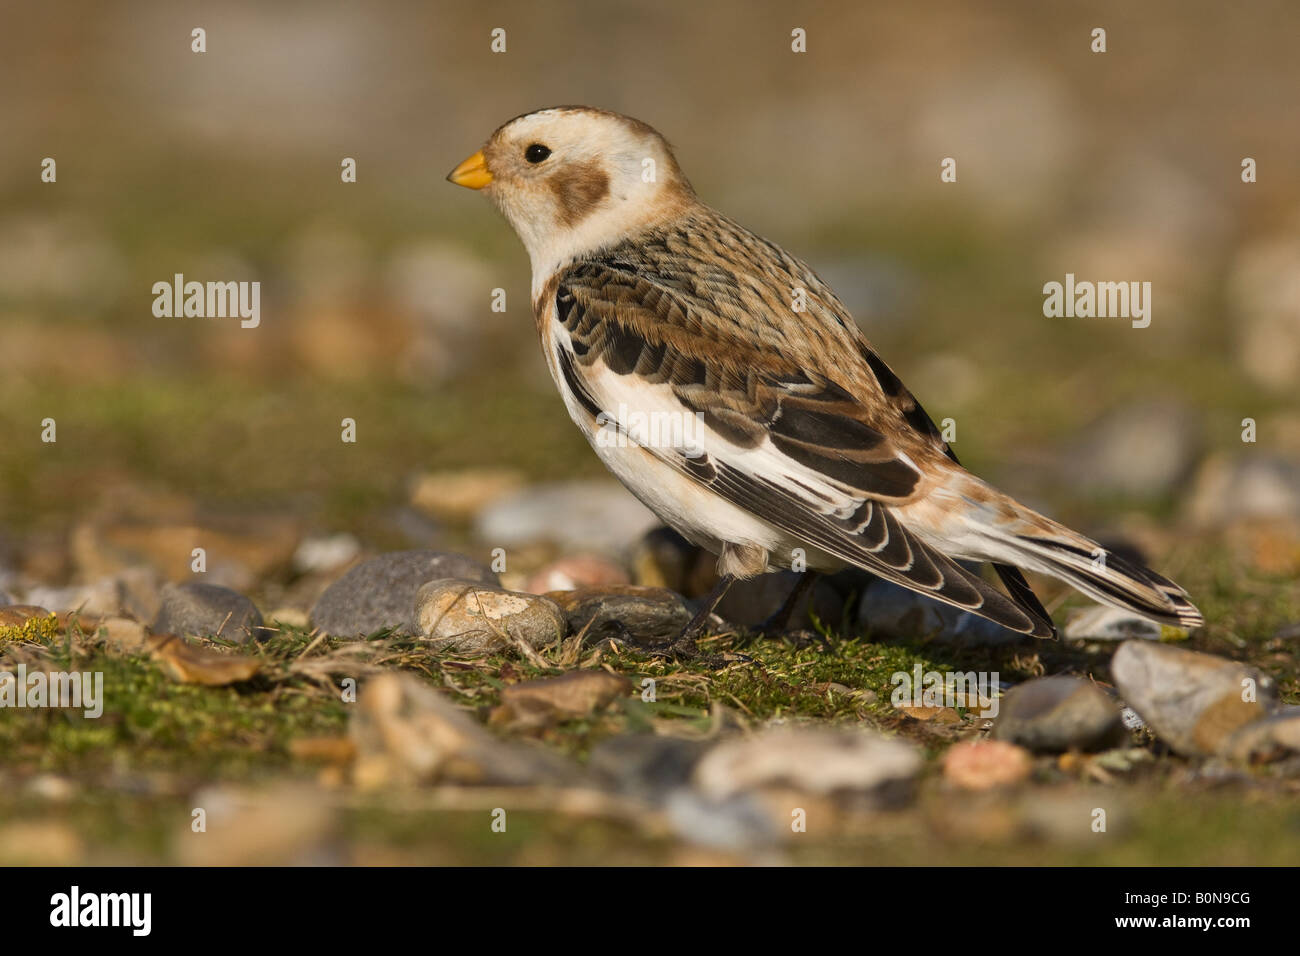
[447,106,694,272]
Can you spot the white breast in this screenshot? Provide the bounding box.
[538,301,841,574]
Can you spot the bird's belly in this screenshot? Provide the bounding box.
[587,435,772,552]
[541,309,843,574]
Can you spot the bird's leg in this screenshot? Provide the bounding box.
[663,573,735,658]
[755,570,819,638]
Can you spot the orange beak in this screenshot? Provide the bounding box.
[446,150,493,189]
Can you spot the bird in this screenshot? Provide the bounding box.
[446,105,1202,650]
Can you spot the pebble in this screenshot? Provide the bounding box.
[1227,234,1300,391]
[0,822,83,866]
[1060,400,1200,497]
[493,670,632,725]
[630,526,704,594]
[99,616,148,654]
[714,570,843,632]
[523,554,631,594]
[1185,453,1300,527]
[1111,640,1278,756]
[350,672,578,788]
[546,585,692,645]
[1218,712,1300,765]
[1065,605,1184,642]
[665,790,780,851]
[1120,707,1147,732]
[292,533,361,574]
[409,468,526,522]
[73,514,301,593]
[176,783,338,866]
[588,735,709,800]
[414,579,567,654]
[0,604,53,626]
[23,566,161,622]
[267,607,310,629]
[310,550,498,638]
[475,481,661,554]
[859,578,1024,645]
[693,726,921,802]
[942,740,1034,790]
[152,582,265,643]
[992,676,1124,752]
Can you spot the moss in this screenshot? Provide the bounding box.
[0,612,59,645]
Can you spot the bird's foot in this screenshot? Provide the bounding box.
[649,614,754,669]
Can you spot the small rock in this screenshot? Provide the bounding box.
[942,740,1033,790]
[99,617,148,654]
[152,582,265,644]
[1185,453,1300,527]
[310,550,498,638]
[897,705,962,724]
[631,526,704,594]
[0,822,83,865]
[1224,519,1300,576]
[523,554,631,594]
[0,604,53,627]
[665,790,780,851]
[1059,400,1199,497]
[589,735,709,800]
[859,578,1025,645]
[475,481,661,554]
[350,672,578,788]
[73,513,301,591]
[1111,640,1278,756]
[1022,790,1128,844]
[545,585,692,644]
[176,784,338,866]
[693,726,921,802]
[992,676,1124,752]
[1064,605,1181,642]
[415,579,566,654]
[1227,234,1300,391]
[1219,712,1300,765]
[26,774,76,802]
[409,467,525,522]
[292,533,361,574]
[22,566,161,622]
[267,607,309,629]
[714,571,843,632]
[1120,707,1147,732]
[494,670,632,725]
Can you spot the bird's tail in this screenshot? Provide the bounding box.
[937,478,1204,630]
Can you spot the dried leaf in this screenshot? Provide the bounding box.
[147,633,260,685]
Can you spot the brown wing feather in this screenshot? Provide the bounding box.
[553,230,1056,638]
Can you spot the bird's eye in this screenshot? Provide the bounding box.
[525,143,552,164]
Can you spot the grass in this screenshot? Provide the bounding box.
[0,542,1296,865]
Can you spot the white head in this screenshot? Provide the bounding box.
[447,106,695,277]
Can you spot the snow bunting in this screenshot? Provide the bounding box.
[448,106,1202,644]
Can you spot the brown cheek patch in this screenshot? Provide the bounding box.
[550,162,610,226]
